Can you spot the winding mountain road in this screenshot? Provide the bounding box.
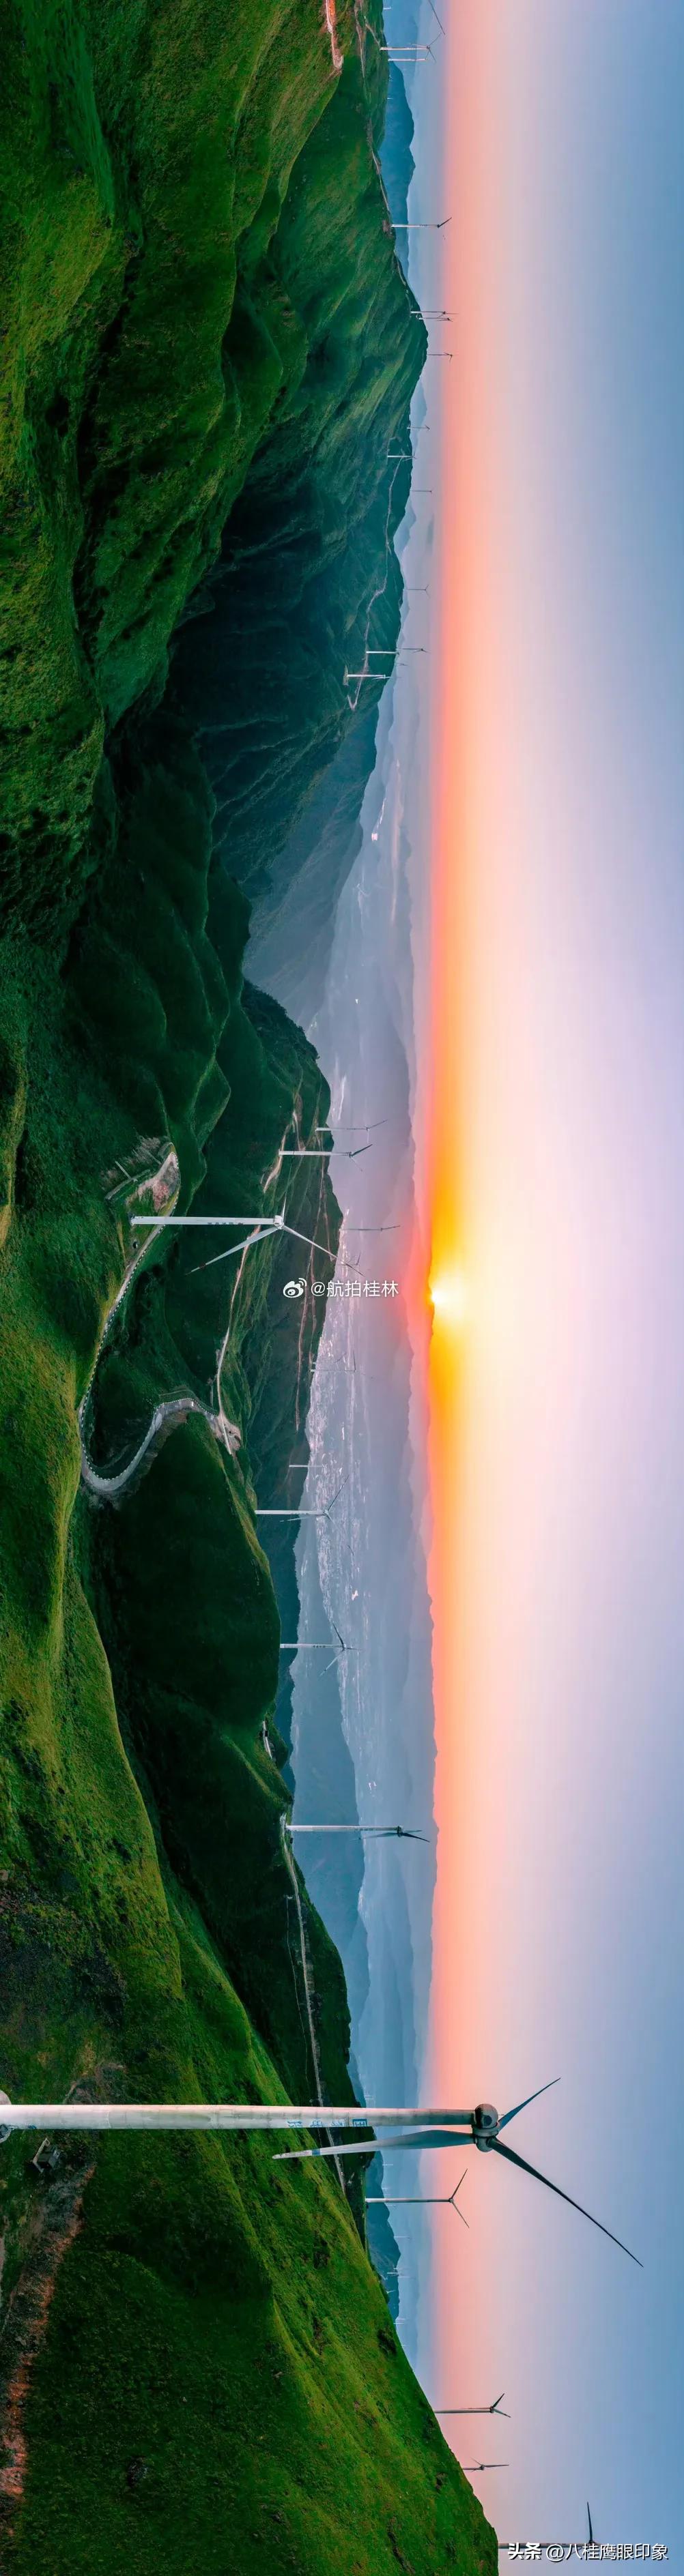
[80,1392,239,1505]
[325,1,343,74]
[79,1150,241,1505]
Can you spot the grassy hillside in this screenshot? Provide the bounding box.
[1,0,365,922]
[0,7,496,2571]
[1,0,417,931]
[0,870,494,2575]
[175,68,419,910]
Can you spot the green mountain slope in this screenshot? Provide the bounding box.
[0,8,496,2571]
[0,877,494,2574]
[1,0,354,921]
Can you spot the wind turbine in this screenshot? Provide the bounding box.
[286,1823,429,1841]
[278,1143,372,1158]
[0,2088,641,2265]
[128,1207,292,1280]
[437,2394,510,2420]
[130,1213,281,1233]
[190,1205,350,1278]
[461,2462,509,2475]
[367,2170,468,2221]
[278,1642,360,1653]
[272,2085,642,2265]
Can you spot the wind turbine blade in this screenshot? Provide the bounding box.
[274,2125,473,2164]
[285,1222,342,1255]
[498,2079,560,2131]
[450,2169,469,2225]
[588,2506,593,2545]
[190,1223,276,1274]
[490,2395,509,2416]
[371,2126,472,2152]
[492,2141,642,2264]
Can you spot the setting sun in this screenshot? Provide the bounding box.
[429,1265,470,1328]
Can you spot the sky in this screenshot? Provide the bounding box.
[412,0,684,2551]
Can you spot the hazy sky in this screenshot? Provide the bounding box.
[262,3,683,2549]
[410,0,684,2549]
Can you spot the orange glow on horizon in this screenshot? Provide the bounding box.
[422,5,509,2384]
[429,1265,470,1327]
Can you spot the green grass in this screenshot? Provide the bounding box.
[0,782,497,2576]
[0,9,495,2568]
[0,788,496,2576]
[0,0,358,920]
[4,1896,495,2576]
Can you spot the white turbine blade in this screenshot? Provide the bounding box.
[450,2169,469,2224]
[190,1222,279,1275]
[497,2078,560,2131]
[492,2139,642,2264]
[274,2132,426,2165]
[283,1222,340,1255]
[274,2125,472,2165]
[369,2126,471,2151]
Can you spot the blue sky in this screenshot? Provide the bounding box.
[411,0,684,2550]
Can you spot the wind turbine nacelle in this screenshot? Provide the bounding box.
[473,2104,499,2150]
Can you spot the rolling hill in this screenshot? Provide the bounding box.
[0,8,496,2571]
